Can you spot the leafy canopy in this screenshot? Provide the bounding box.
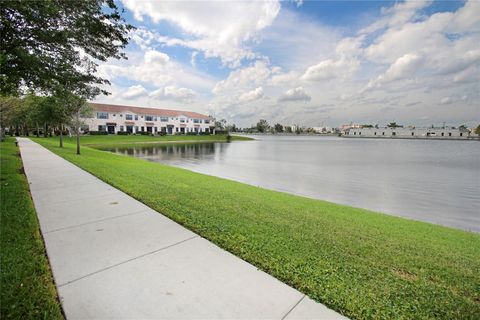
[0,0,134,97]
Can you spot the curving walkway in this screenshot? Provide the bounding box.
[18,138,347,319]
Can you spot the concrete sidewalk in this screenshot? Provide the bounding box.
[18,138,347,319]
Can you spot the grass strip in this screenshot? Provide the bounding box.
[0,138,63,319]
[33,137,480,320]
[50,134,252,148]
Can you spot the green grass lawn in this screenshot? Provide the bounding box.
[0,138,63,319]
[48,133,251,148]
[32,136,480,320]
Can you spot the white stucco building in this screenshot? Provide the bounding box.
[83,103,214,135]
[343,126,472,139]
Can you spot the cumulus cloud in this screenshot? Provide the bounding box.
[212,61,272,95]
[150,86,196,103]
[366,53,423,89]
[144,50,170,65]
[278,87,311,102]
[123,85,148,99]
[121,0,280,67]
[301,58,358,81]
[239,87,264,102]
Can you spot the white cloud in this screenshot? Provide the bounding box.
[212,60,272,95]
[123,85,148,100]
[278,87,311,102]
[301,57,359,82]
[190,51,199,68]
[150,86,196,103]
[239,87,264,103]
[366,53,423,89]
[121,0,281,67]
[144,50,170,65]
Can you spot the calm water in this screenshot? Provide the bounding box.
[102,136,480,232]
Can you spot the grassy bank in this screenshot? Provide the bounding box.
[0,138,63,319]
[47,133,251,148]
[33,137,479,319]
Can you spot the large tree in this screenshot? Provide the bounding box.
[256,119,270,133]
[1,0,133,97]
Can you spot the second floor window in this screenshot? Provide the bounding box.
[160,117,168,122]
[96,112,108,119]
[135,115,138,120]
[204,120,210,124]
[145,115,154,121]
[125,114,133,120]
[180,119,185,123]
[193,119,200,124]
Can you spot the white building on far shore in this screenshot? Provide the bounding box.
[343,126,473,139]
[82,103,214,135]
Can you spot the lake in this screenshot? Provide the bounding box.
[101,136,480,232]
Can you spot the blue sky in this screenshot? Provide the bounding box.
[96,1,479,127]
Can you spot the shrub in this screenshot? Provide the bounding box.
[116,131,128,135]
[89,131,108,135]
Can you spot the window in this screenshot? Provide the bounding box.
[180,118,185,123]
[411,132,414,136]
[205,120,210,124]
[98,125,106,131]
[392,132,396,136]
[448,132,452,136]
[126,114,133,120]
[160,117,168,122]
[134,115,138,120]
[154,117,157,121]
[354,132,356,135]
[120,114,123,117]
[113,114,116,117]
[359,132,361,135]
[96,112,108,119]
[176,127,179,132]
[374,132,377,135]
[441,132,444,136]
[141,126,144,132]
[460,133,463,137]
[135,126,139,132]
[193,119,200,124]
[146,115,154,121]
[120,126,124,132]
[382,132,385,135]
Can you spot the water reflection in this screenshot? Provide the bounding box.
[103,142,224,163]
[101,137,480,232]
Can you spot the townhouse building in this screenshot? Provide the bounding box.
[83,103,214,135]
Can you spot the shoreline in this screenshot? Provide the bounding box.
[30,136,480,319]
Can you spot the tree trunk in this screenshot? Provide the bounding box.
[76,129,80,155]
[59,124,63,148]
[76,110,81,155]
[44,123,48,138]
[36,122,40,138]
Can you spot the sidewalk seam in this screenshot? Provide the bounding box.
[57,235,199,288]
[281,294,306,320]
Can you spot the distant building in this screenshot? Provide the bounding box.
[82,103,214,135]
[343,126,472,139]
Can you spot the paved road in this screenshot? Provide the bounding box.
[18,138,347,319]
